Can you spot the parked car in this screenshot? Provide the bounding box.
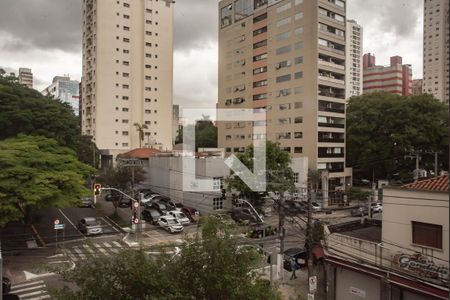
[77,217,103,236]
[167,210,191,225]
[311,202,322,212]
[231,207,264,224]
[142,208,162,225]
[283,247,308,271]
[158,216,184,233]
[351,206,369,217]
[140,193,161,206]
[79,196,94,208]
[2,277,11,295]
[151,202,168,215]
[154,197,177,211]
[118,197,131,208]
[181,206,200,223]
[371,202,383,213]
[284,201,304,215]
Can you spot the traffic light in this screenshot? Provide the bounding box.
[93,183,102,196]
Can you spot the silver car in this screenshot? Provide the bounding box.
[167,210,190,225]
[78,217,103,236]
[158,216,184,233]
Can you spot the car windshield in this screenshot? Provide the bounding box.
[175,212,187,219]
[85,219,98,226]
[167,219,179,225]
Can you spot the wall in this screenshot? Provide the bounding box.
[336,268,380,300]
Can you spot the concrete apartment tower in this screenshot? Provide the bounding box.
[363,54,412,96]
[81,0,174,163]
[18,68,33,88]
[422,0,449,103]
[345,20,362,99]
[42,76,80,116]
[217,0,352,192]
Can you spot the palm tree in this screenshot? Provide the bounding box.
[133,123,148,148]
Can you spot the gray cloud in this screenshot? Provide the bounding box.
[174,0,218,50]
[0,0,81,52]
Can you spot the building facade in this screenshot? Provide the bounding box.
[345,19,362,99]
[18,68,33,89]
[363,54,412,96]
[412,78,423,96]
[42,76,80,116]
[423,0,449,103]
[217,0,351,193]
[324,175,449,300]
[81,0,174,162]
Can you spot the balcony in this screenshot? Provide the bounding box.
[318,122,344,128]
[319,100,345,114]
[318,75,345,86]
[318,137,344,143]
[319,85,345,99]
[318,59,345,70]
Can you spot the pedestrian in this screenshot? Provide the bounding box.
[290,258,298,280]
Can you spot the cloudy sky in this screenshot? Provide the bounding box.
[0,0,423,109]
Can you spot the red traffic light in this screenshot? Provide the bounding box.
[93,184,102,196]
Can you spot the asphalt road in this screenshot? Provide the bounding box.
[33,207,121,246]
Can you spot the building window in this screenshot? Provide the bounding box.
[253,53,268,61]
[253,80,268,88]
[294,72,303,79]
[412,221,443,249]
[276,45,291,55]
[253,66,267,75]
[276,74,291,83]
[122,143,129,147]
[122,119,129,123]
[123,14,130,19]
[122,108,129,112]
[213,197,224,210]
[293,172,299,183]
[294,116,303,124]
[276,16,291,27]
[122,131,129,136]
[294,132,303,138]
[253,40,267,49]
[123,2,130,7]
[122,96,129,100]
[213,177,224,190]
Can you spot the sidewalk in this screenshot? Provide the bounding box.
[278,268,309,300]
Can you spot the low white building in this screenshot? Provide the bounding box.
[324,175,449,300]
[144,151,308,215]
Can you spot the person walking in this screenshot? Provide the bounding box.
[290,258,298,280]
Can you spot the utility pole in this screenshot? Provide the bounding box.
[278,192,285,254]
[307,190,314,279]
[434,151,438,176]
[414,152,420,181]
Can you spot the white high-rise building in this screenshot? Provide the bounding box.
[81,0,174,163]
[345,20,362,99]
[423,0,449,103]
[42,76,80,116]
[18,68,33,89]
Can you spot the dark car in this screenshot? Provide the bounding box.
[284,201,304,215]
[181,206,200,223]
[231,208,263,224]
[2,277,11,295]
[156,197,178,211]
[151,202,168,215]
[283,248,308,271]
[142,208,162,225]
[118,197,132,208]
[105,189,123,202]
[79,196,94,208]
[351,206,369,217]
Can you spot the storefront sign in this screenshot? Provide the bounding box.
[349,286,366,298]
[393,253,449,283]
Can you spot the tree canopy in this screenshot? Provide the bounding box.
[226,141,294,207]
[346,92,448,181]
[0,135,95,226]
[54,218,282,300]
[175,115,218,150]
[0,70,98,168]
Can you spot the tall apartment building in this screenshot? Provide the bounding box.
[217,0,352,192]
[363,54,412,96]
[412,78,424,96]
[423,0,449,103]
[345,19,362,99]
[81,0,174,162]
[18,68,33,88]
[42,76,80,115]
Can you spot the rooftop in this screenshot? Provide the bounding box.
[401,175,449,192]
[118,148,162,159]
[328,219,382,243]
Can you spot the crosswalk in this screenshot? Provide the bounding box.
[9,279,50,300]
[62,241,125,262]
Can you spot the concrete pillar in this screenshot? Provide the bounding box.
[321,171,329,208]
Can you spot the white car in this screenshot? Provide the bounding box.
[371,203,383,213]
[167,210,190,225]
[140,193,160,205]
[158,216,184,233]
[311,202,322,212]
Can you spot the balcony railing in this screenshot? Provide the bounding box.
[318,75,345,85]
[319,153,345,158]
[318,137,344,143]
[318,59,345,70]
[319,106,345,114]
[318,122,345,128]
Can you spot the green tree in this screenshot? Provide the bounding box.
[97,165,146,193]
[0,75,79,147]
[346,92,448,181]
[175,115,218,150]
[226,141,294,208]
[74,135,99,169]
[0,135,95,226]
[133,123,148,148]
[344,187,371,204]
[53,218,282,300]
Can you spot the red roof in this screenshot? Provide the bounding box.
[401,175,449,192]
[118,148,161,159]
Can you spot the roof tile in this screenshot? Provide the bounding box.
[401,175,449,192]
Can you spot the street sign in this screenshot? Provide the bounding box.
[309,276,317,293]
[119,159,144,167]
[54,219,60,225]
[133,201,139,208]
[134,218,139,224]
[54,224,65,230]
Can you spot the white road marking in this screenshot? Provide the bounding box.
[67,252,78,262]
[104,241,119,253]
[73,246,86,259]
[94,243,108,255]
[16,290,47,298]
[10,280,44,290]
[9,284,46,294]
[101,217,120,232]
[28,295,51,300]
[58,208,86,238]
[83,244,95,255]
